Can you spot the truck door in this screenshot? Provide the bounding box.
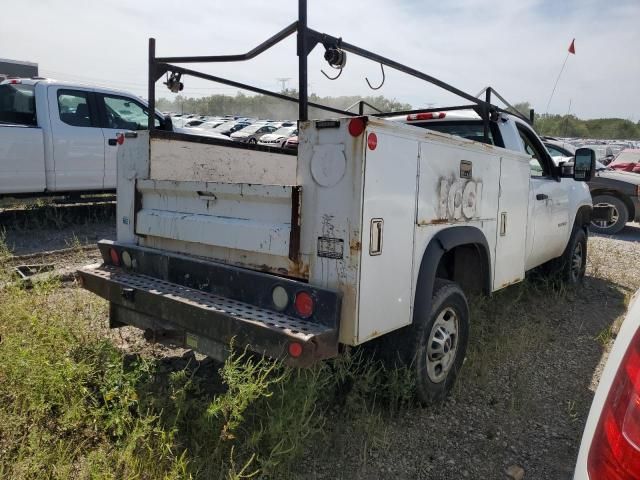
[493,155,530,288]
[48,87,104,191]
[96,93,158,189]
[516,125,570,270]
[357,130,419,341]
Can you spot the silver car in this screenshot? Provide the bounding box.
[229,123,277,144]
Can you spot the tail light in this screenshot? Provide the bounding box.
[109,248,120,266]
[588,327,640,479]
[348,117,366,137]
[406,112,446,121]
[294,291,314,318]
[288,342,303,358]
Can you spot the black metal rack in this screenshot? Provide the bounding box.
[147,0,531,142]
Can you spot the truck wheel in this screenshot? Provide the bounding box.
[590,195,628,235]
[558,227,587,284]
[411,279,470,405]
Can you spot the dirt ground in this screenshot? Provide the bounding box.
[3,209,639,480]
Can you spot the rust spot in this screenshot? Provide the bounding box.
[286,259,310,279]
[419,218,449,226]
[499,277,523,289]
[366,329,381,340]
[349,239,361,254]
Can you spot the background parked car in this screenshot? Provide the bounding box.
[608,149,640,173]
[283,135,298,151]
[580,144,615,164]
[230,123,277,144]
[574,289,640,479]
[257,126,297,148]
[589,161,640,234]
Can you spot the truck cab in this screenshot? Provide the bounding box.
[0,78,168,196]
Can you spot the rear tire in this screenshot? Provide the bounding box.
[410,279,470,405]
[590,195,628,235]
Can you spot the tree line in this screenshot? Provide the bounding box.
[157,93,639,140]
[156,90,411,121]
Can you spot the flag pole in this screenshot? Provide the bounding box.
[545,51,571,115]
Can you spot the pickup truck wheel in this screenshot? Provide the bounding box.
[412,279,469,405]
[590,195,628,235]
[560,228,587,284]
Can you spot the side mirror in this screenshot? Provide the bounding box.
[574,148,596,182]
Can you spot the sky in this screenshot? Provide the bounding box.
[1,0,638,120]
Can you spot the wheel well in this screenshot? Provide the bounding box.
[435,244,489,297]
[591,190,634,221]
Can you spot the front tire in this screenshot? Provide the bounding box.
[590,195,628,235]
[559,227,588,284]
[411,279,470,405]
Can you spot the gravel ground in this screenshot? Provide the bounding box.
[303,223,640,480]
[3,213,639,479]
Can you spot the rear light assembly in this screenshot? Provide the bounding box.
[588,327,640,479]
[406,112,446,121]
[271,286,289,311]
[109,248,120,266]
[288,342,303,358]
[294,291,314,318]
[348,117,366,137]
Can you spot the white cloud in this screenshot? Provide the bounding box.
[1,0,638,119]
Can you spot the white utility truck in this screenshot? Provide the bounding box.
[78,3,600,403]
[0,78,169,197]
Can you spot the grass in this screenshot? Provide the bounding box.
[0,262,415,479]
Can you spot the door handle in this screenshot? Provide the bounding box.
[369,218,383,256]
[108,138,118,146]
[536,193,548,201]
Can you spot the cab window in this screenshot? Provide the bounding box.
[100,94,159,130]
[517,125,551,178]
[58,90,95,127]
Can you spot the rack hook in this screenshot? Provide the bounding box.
[365,63,385,90]
[321,67,343,81]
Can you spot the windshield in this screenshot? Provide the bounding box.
[0,83,37,126]
[198,121,224,129]
[212,121,239,131]
[237,124,263,134]
[272,127,297,136]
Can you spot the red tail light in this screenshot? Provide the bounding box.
[588,327,640,479]
[406,112,446,121]
[288,342,303,358]
[348,117,366,137]
[294,291,314,318]
[109,248,120,266]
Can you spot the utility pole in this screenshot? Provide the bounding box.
[276,77,292,92]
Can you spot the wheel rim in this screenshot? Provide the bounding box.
[249,138,257,144]
[426,307,459,383]
[571,241,584,281]
[591,202,619,229]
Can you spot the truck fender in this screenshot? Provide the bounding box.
[571,203,593,234]
[413,226,492,324]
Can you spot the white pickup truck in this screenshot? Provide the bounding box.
[78,11,600,403]
[0,78,169,197]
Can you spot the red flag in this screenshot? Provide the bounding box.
[568,38,576,54]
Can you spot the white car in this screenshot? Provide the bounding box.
[229,123,277,144]
[574,289,640,479]
[257,126,297,148]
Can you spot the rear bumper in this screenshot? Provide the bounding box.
[78,241,341,367]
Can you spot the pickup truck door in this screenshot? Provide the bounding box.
[48,86,105,191]
[96,93,159,189]
[517,125,570,269]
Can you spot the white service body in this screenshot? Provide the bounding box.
[114,113,591,346]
